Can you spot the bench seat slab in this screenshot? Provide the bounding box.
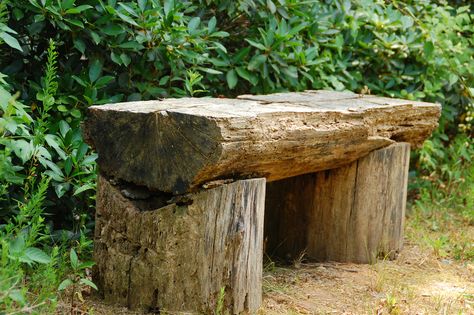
[85,90,439,194]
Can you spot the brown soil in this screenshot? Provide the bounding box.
[260,243,474,314]
[67,240,473,315]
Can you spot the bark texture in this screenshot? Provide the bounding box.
[94,175,265,314]
[265,143,410,263]
[84,90,439,194]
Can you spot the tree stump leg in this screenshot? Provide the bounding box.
[93,175,266,314]
[265,143,410,263]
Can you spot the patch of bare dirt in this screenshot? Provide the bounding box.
[260,243,474,315]
[77,242,473,314]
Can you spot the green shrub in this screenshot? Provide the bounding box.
[1,1,473,131]
[1,38,97,234]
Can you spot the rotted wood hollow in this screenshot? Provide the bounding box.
[93,176,265,314]
[265,143,410,263]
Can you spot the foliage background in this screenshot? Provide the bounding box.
[0,0,473,312]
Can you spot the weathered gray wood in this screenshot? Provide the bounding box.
[84,90,440,194]
[265,143,410,263]
[93,175,265,314]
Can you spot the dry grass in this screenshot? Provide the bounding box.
[260,243,474,314]
[71,205,474,315]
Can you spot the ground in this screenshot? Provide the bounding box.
[261,243,474,314]
[69,204,473,315]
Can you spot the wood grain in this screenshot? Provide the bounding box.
[84,90,439,194]
[94,175,265,314]
[265,143,410,263]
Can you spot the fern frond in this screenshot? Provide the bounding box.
[43,39,58,110]
[0,1,8,25]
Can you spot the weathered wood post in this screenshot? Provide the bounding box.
[265,143,410,263]
[93,176,265,313]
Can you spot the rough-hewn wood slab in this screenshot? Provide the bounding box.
[94,175,265,313]
[85,90,439,194]
[265,143,410,263]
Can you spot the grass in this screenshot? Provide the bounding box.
[260,162,474,314]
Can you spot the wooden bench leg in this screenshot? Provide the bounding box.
[265,143,410,263]
[94,176,265,314]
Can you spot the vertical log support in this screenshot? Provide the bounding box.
[94,176,266,314]
[265,143,410,263]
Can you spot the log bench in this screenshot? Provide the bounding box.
[84,90,440,314]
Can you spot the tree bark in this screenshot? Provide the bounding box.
[265,143,410,263]
[93,175,266,314]
[84,90,439,194]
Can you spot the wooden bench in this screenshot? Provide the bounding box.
[84,90,440,314]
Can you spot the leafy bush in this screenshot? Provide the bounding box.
[1,38,97,234]
[1,0,473,133]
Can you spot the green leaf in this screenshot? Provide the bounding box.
[120,53,131,66]
[70,248,79,269]
[188,17,200,33]
[67,19,84,28]
[89,59,102,83]
[73,183,94,196]
[90,31,101,45]
[0,31,23,52]
[232,47,251,63]
[71,109,81,118]
[226,70,238,89]
[210,31,229,38]
[11,140,34,163]
[65,5,93,14]
[116,11,139,26]
[424,42,434,58]
[9,235,25,255]
[71,75,87,87]
[118,41,144,50]
[102,25,123,36]
[73,38,86,54]
[45,134,67,160]
[248,54,267,70]
[208,16,216,33]
[138,0,147,11]
[59,120,71,138]
[164,0,174,17]
[79,278,98,290]
[95,75,115,88]
[24,247,51,264]
[400,16,414,29]
[118,3,139,17]
[78,261,96,269]
[198,67,222,75]
[42,159,64,179]
[245,39,266,51]
[159,76,170,85]
[267,0,276,14]
[75,142,89,161]
[58,278,73,291]
[55,182,70,197]
[236,67,258,85]
[64,157,73,176]
[61,0,75,10]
